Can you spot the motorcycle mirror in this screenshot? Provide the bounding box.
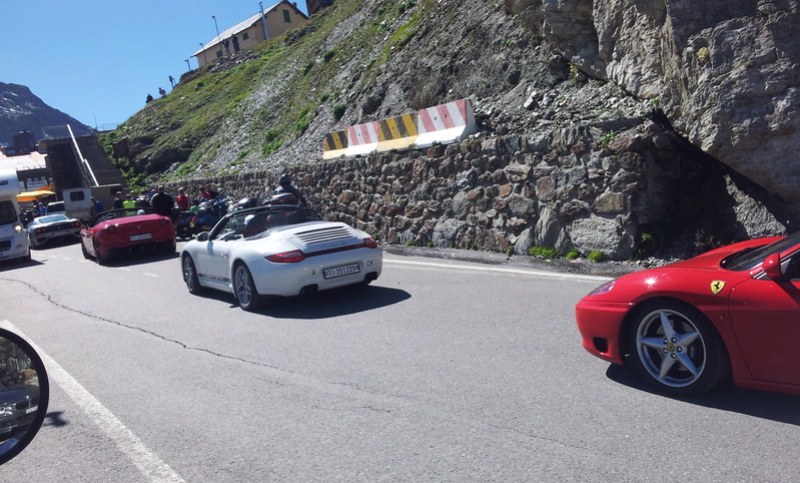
[0,329,49,465]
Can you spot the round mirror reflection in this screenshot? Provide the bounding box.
[0,329,49,465]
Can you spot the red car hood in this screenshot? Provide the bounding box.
[659,237,777,272]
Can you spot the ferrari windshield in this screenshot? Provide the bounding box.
[722,230,800,271]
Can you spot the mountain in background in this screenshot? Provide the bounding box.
[0,82,93,147]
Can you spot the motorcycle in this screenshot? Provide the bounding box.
[187,198,229,236]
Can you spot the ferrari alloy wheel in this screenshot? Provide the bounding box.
[233,262,263,311]
[628,301,729,397]
[182,255,203,294]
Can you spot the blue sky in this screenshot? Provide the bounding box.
[2,1,309,131]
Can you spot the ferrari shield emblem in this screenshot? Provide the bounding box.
[710,280,726,294]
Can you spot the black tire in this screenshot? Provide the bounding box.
[162,239,176,254]
[28,233,36,250]
[182,255,203,294]
[233,262,263,311]
[81,241,91,260]
[94,241,108,265]
[627,300,729,397]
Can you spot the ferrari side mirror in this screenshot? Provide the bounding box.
[762,253,783,281]
[0,328,49,465]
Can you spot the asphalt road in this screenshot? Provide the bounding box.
[1,240,799,481]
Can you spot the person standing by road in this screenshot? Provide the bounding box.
[113,191,124,210]
[175,187,190,212]
[150,186,174,218]
[90,197,104,217]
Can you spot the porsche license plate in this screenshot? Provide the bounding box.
[324,263,360,279]
[130,233,152,241]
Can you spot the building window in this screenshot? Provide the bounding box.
[242,32,249,41]
[216,50,223,58]
[283,9,291,22]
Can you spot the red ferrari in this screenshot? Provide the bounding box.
[576,231,800,396]
[80,209,176,265]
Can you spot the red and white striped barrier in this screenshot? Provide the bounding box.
[346,121,381,157]
[324,99,479,158]
[414,99,478,149]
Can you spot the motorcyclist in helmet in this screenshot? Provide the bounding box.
[233,197,259,212]
[274,174,307,206]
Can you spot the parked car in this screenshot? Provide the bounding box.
[575,230,800,396]
[80,208,176,265]
[180,204,382,311]
[27,214,81,248]
[44,201,65,215]
[0,386,39,438]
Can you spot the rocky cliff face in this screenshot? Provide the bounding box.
[0,82,93,146]
[505,0,800,213]
[120,0,799,260]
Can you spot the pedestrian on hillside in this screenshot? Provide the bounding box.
[159,87,167,97]
[146,93,153,103]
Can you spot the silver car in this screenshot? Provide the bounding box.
[27,213,82,248]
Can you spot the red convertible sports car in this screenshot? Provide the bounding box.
[576,231,800,396]
[80,209,176,265]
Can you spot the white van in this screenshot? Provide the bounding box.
[64,185,122,222]
[0,170,31,263]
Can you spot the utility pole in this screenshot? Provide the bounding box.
[259,2,270,41]
[212,15,223,57]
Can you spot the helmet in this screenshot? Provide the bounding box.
[234,197,258,211]
[137,209,146,215]
[198,201,213,213]
[279,173,292,187]
[266,192,298,205]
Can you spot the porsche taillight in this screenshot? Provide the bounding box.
[266,250,306,263]
[363,237,378,249]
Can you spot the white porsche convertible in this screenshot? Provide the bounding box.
[180,204,383,311]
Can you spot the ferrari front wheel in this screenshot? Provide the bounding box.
[233,262,263,311]
[628,300,729,397]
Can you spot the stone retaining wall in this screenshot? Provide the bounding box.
[164,120,692,261]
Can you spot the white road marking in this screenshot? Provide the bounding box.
[143,272,159,278]
[383,256,611,282]
[0,321,185,483]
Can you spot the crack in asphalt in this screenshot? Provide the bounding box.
[3,277,595,455]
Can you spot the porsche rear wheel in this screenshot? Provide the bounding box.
[233,262,263,311]
[628,300,729,397]
[182,255,203,294]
